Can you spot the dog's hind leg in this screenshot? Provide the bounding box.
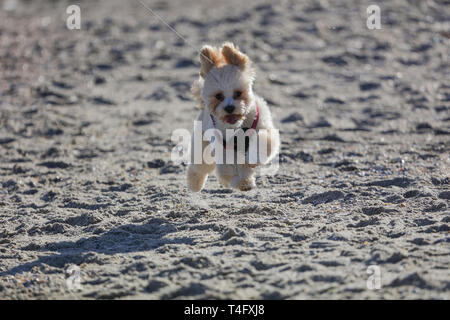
[231,164,256,191]
[216,164,236,188]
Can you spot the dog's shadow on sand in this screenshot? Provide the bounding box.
[1,217,192,276]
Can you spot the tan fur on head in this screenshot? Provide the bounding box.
[199,45,225,78]
[221,42,250,71]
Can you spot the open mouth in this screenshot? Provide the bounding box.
[224,114,240,124]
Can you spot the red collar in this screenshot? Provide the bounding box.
[210,104,259,129]
[251,104,260,129]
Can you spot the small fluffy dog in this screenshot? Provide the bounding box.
[187,42,279,192]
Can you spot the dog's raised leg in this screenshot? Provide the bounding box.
[187,139,215,192]
[187,163,214,192]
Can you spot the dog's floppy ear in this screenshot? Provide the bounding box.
[199,45,222,78]
[221,42,250,70]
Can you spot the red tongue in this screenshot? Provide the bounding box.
[226,115,239,124]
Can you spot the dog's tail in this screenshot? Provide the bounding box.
[190,77,205,110]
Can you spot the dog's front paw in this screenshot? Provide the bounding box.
[231,176,255,191]
[187,167,207,192]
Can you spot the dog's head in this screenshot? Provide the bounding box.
[197,42,256,128]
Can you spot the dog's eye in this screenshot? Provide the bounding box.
[234,90,242,99]
[215,93,224,101]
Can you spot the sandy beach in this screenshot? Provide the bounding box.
[0,0,449,299]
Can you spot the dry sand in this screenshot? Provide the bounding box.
[0,0,449,299]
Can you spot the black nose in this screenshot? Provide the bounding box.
[224,105,235,114]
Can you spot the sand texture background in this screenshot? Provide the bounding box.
[0,0,449,299]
